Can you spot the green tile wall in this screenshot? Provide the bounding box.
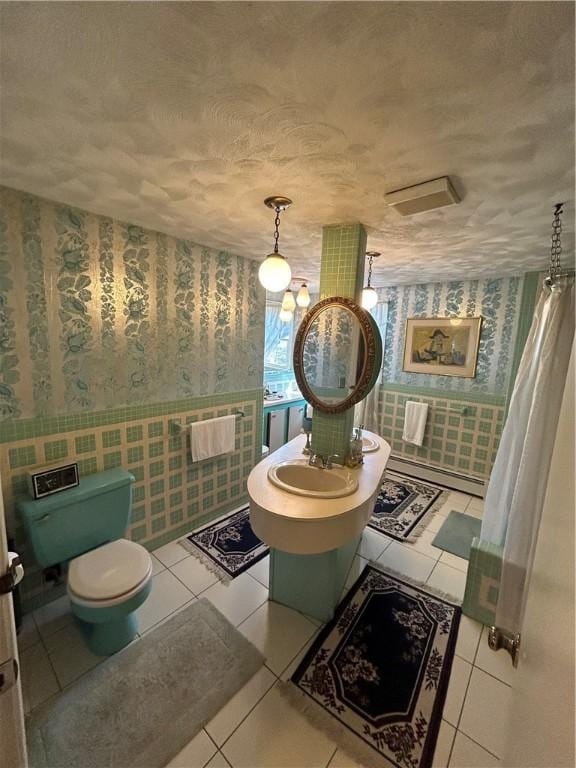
[377,387,504,481]
[312,223,367,460]
[1,388,263,612]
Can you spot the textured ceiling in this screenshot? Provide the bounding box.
[0,1,574,288]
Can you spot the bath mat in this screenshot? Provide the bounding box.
[182,505,269,580]
[27,599,264,768]
[285,564,461,768]
[432,510,482,560]
[368,472,448,542]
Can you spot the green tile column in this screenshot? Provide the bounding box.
[311,223,367,461]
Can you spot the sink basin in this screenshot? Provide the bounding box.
[267,459,358,498]
[362,435,380,453]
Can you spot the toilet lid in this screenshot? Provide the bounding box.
[68,539,151,601]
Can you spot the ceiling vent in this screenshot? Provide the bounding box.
[385,177,460,216]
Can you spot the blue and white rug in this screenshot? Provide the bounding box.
[286,565,461,768]
[369,473,448,543]
[182,506,269,580]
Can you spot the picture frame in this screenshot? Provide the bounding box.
[402,316,483,378]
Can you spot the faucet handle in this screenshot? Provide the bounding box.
[325,453,342,469]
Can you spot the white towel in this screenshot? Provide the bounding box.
[188,415,236,462]
[402,401,428,446]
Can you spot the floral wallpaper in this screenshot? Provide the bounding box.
[0,187,265,420]
[378,276,524,395]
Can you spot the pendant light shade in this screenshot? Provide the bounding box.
[279,308,293,322]
[281,288,296,312]
[361,286,378,310]
[296,283,311,308]
[258,254,292,292]
[259,196,293,292]
[361,251,380,310]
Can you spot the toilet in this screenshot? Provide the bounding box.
[18,468,152,655]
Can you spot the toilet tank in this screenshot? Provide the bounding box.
[17,468,135,568]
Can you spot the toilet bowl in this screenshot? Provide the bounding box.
[67,538,152,655]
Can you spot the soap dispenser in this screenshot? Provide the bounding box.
[346,427,364,468]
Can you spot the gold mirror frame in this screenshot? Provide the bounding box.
[293,296,381,415]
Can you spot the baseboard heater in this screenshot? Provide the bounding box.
[387,455,486,498]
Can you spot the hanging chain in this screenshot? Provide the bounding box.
[549,202,563,282]
[367,253,374,287]
[273,207,281,254]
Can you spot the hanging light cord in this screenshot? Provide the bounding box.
[273,207,281,254]
[549,202,563,283]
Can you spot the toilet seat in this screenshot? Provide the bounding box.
[68,538,152,608]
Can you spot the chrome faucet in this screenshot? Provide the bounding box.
[308,453,342,469]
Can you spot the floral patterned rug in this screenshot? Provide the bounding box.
[288,565,461,768]
[369,473,448,542]
[182,506,268,580]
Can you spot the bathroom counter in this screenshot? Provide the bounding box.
[263,394,305,408]
[248,431,391,554]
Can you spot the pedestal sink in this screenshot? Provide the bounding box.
[268,459,358,498]
[248,431,391,622]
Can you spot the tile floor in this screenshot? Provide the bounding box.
[19,489,515,768]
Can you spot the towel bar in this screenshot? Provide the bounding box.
[168,410,244,435]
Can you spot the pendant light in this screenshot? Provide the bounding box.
[279,308,293,322]
[296,282,311,308]
[361,251,380,310]
[281,288,296,313]
[258,196,293,292]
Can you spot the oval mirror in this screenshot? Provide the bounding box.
[293,296,382,414]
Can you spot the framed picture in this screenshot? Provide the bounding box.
[403,317,483,378]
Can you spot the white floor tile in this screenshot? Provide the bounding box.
[150,553,166,576]
[44,622,108,688]
[247,555,270,588]
[443,656,472,727]
[455,615,483,664]
[203,573,268,627]
[439,551,469,573]
[206,666,276,747]
[449,731,500,767]
[33,594,73,640]
[401,529,442,561]
[328,748,363,767]
[136,569,194,634]
[344,554,368,591]
[464,505,484,520]
[377,541,437,582]
[171,554,220,595]
[433,720,456,768]
[446,492,472,511]
[238,601,317,676]
[474,626,517,686]
[20,643,60,714]
[357,528,390,560]
[206,751,232,768]
[17,612,41,652]
[459,668,513,757]
[427,563,467,602]
[467,497,485,514]
[425,513,447,534]
[152,539,190,567]
[279,626,322,681]
[222,684,336,768]
[166,728,217,768]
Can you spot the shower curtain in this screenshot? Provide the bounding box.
[481,279,575,635]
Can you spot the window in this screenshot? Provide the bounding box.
[264,301,294,370]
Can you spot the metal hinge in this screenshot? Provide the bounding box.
[488,626,521,667]
[0,554,21,595]
[0,657,18,696]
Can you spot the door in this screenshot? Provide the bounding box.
[287,404,305,441]
[0,470,27,767]
[267,410,286,453]
[501,342,575,767]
